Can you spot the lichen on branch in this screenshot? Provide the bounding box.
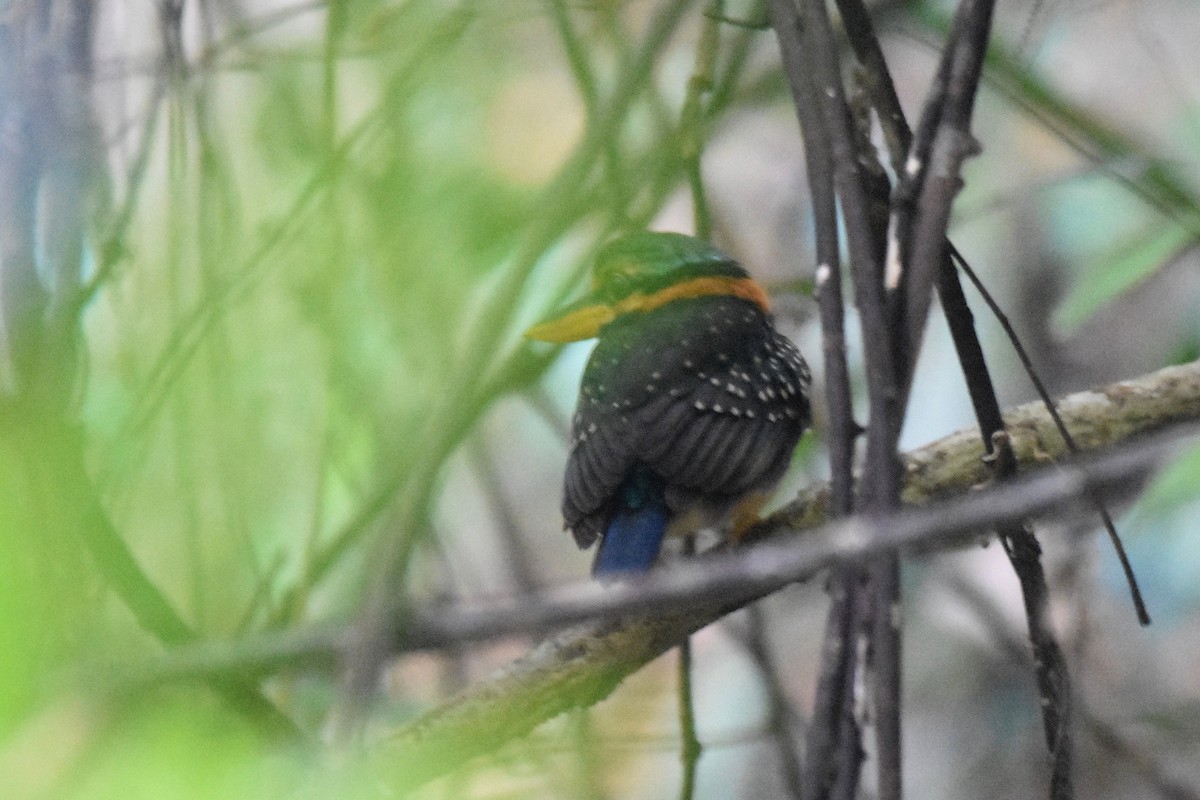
[370,359,1200,794]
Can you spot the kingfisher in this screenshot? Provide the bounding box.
[526,232,812,576]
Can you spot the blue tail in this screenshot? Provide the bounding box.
[593,469,669,577]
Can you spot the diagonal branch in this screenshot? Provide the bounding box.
[364,406,1197,794]
[117,360,1200,789]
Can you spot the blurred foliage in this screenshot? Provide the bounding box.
[1136,442,1200,517]
[0,0,1199,798]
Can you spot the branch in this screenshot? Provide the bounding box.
[365,398,1197,792]
[115,360,1200,789]
[764,363,1195,540]
[783,2,906,793]
[126,361,1199,681]
[898,0,996,373]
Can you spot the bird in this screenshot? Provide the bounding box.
[525,231,812,577]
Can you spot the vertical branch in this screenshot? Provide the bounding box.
[998,489,1073,798]
[678,8,724,793]
[792,3,906,799]
[680,0,723,241]
[796,0,898,441]
[828,602,867,800]
[767,0,856,515]
[810,571,867,800]
[767,2,864,797]
[866,550,903,800]
[840,0,1075,794]
[677,617,702,800]
[869,0,1075,795]
[894,0,996,384]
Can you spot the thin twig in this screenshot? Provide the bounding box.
[943,575,1190,800]
[950,245,1150,626]
[681,0,723,241]
[679,4,724,784]
[677,633,702,800]
[55,422,303,740]
[910,6,1200,238]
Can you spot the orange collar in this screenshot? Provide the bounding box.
[526,275,769,343]
[615,275,770,316]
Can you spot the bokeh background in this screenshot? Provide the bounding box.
[2,0,1200,798]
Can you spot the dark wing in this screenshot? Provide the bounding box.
[643,324,810,502]
[562,296,811,545]
[563,410,635,547]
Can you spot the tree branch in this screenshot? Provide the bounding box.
[364,379,1197,792]
[114,359,1200,789]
